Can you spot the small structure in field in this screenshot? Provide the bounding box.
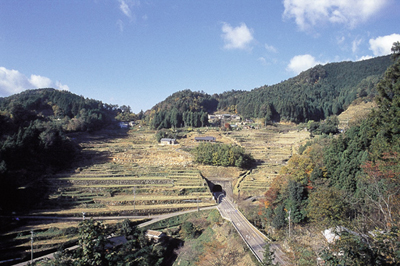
[195,136,216,142]
[119,122,129,129]
[106,236,127,248]
[146,230,165,242]
[160,138,176,145]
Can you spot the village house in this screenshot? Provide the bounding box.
[146,230,166,243]
[195,136,216,142]
[160,138,176,145]
[231,115,241,121]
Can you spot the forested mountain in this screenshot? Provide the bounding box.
[254,44,400,264]
[148,55,392,129]
[0,88,121,132]
[0,89,130,212]
[236,55,391,122]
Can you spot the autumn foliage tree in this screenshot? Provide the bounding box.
[317,43,400,264]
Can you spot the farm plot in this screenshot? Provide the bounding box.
[41,167,214,217]
[37,129,216,217]
[337,100,376,130]
[227,126,309,196]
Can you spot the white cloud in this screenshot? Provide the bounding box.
[357,55,373,61]
[0,67,69,96]
[287,54,323,74]
[30,74,53,88]
[369,33,400,56]
[352,37,362,53]
[337,35,345,45]
[265,44,278,53]
[119,0,132,18]
[258,57,267,65]
[221,22,254,50]
[117,19,124,32]
[283,0,389,31]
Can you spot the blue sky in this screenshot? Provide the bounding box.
[1,0,400,113]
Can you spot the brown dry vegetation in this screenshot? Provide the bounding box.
[34,124,310,218]
[174,221,255,266]
[8,124,310,264]
[337,100,376,129]
[226,126,310,198]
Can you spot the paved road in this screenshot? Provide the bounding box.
[7,206,217,224]
[217,194,288,265]
[218,195,266,262]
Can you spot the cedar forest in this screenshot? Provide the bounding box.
[0,43,399,265]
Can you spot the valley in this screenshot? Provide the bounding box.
[1,122,309,265]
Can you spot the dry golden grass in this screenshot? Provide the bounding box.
[224,126,309,197]
[41,125,310,217]
[338,101,376,129]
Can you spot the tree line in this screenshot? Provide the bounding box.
[150,109,209,129]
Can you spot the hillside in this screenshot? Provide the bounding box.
[0,88,121,131]
[249,49,400,264]
[0,89,135,213]
[148,55,391,129]
[235,55,391,122]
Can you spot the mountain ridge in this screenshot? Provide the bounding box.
[147,55,392,128]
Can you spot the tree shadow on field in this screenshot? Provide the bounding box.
[69,129,130,169]
[40,129,131,212]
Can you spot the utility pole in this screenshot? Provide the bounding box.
[82,212,85,221]
[288,209,291,240]
[133,186,136,211]
[30,230,34,264]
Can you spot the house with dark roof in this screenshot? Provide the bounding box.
[195,136,216,142]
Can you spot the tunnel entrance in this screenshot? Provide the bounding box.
[205,178,233,202]
[212,184,223,193]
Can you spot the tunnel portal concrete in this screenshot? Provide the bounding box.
[206,178,233,201]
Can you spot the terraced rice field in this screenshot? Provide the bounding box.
[39,167,214,216]
[33,125,308,216]
[227,125,309,195]
[2,125,310,263]
[337,100,376,130]
[35,129,216,217]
